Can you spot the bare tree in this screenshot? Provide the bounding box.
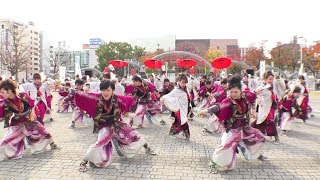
[0,23,32,82]
[42,42,72,79]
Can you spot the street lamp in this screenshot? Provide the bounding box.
[298,37,305,75]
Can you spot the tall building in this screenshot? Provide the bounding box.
[0,19,40,81]
[40,31,53,77]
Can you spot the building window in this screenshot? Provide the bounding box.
[34,68,38,71]
[1,25,4,29]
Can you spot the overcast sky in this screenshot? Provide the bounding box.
[1,0,319,51]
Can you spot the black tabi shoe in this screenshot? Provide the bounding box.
[146,147,157,155]
[258,154,267,161]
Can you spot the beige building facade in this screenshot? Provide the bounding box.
[0,19,40,82]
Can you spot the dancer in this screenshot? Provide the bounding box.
[58,82,76,113]
[0,79,58,161]
[278,86,302,134]
[76,80,156,172]
[203,78,228,134]
[130,75,161,128]
[161,74,191,142]
[19,73,52,125]
[295,75,311,122]
[199,75,265,174]
[70,79,88,128]
[252,71,280,144]
[199,80,214,110]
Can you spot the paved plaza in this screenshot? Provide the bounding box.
[0,92,320,180]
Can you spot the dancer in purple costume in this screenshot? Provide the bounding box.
[76,80,156,172]
[199,75,266,173]
[0,79,58,161]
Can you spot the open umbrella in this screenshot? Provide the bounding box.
[109,60,128,68]
[144,59,163,69]
[177,59,197,68]
[211,57,232,69]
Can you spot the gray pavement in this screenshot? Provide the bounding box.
[0,92,320,179]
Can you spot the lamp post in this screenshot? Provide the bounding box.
[298,37,304,75]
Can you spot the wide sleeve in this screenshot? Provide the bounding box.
[124,84,134,95]
[40,83,49,107]
[21,93,35,108]
[216,98,233,122]
[19,83,29,94]
[116,95,135,112]
[75,91,99,118]
[244,89,257,105]
[162,88,187,112]
[146,81,156,92]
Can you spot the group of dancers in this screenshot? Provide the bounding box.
[0,70,313,173]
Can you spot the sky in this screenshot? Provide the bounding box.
[1,0,319,52]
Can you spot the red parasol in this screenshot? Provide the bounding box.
[130,68,135,75]
[109,60,128,68]
[144,59,163,69]
[177,59,197,68]
[211,57,232,69]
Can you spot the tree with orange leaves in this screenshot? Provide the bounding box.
[303,41,320,77]
[244,46,265,67]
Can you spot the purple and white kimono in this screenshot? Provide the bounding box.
[199,85,216,110]
[0,93,54,161]
[207,91,265,172]
[278,94,300,131]
[58,87,76,113]
[75,92,146,167]
[128,81,162,127]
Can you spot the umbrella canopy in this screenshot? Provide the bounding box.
[177,59,197,68]
[144,59,163,69]
[109,60,128,68]
[211,57,232,69]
